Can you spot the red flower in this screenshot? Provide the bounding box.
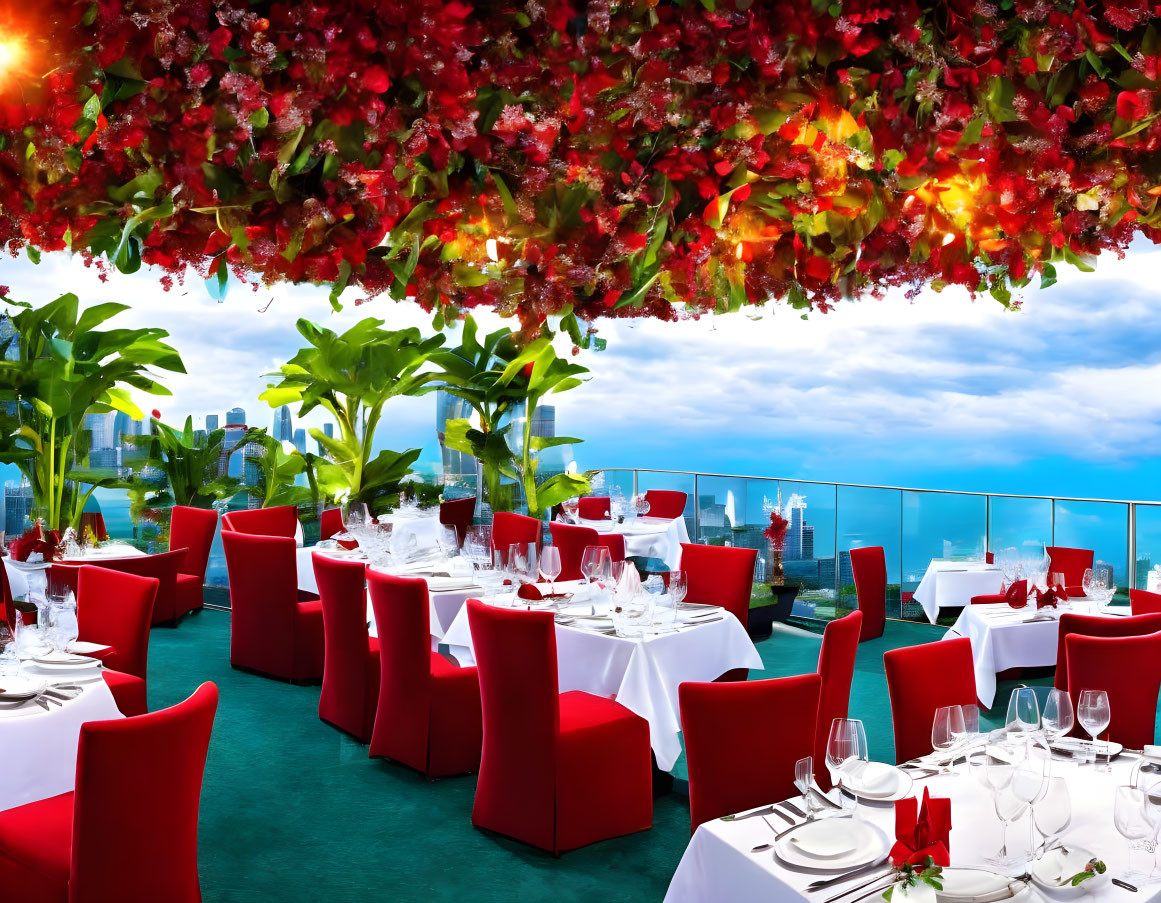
[151,409,161,420]
[1116,90,1150,121]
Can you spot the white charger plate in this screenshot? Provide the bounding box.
[840,761,915,802]
[0,675,45,700]
[1030,847,1107,896]
[31,653,100,670]
[1050,737,1123,758]
[774,818,889,871]
[937,868,1029,903]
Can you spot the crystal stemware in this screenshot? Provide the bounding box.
[1006,686,1041,733]
[1115,786,1156,881]
[540,546,562,597]
[932,705,965,774]
[1042,688,1074,744]
[1078,689,1112,772]
[826,718,869,818]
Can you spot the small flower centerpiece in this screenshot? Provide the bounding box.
[764,509,789,587]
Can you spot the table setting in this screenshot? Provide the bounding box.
[666,688,1160,903]
[944,565,1121,708]
[914,557,1006,624]
[3,527,146,602]
[559,493,691,570]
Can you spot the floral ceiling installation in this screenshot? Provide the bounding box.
[1,0,1161,331]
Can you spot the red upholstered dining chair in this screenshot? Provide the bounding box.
[315,554,378,743]
[221,504,299,538]
[1130,589,1161,615]
[548,521,625,581]
[223,531,324,682]
[884,638,977,764]
[814,610,863,790]
[1052,612,1161,692]
[319,508,344,542]
[439,497,476,549]
[369,572,482,776]
[170,505,218,617]
[643,489,686,519]
[679,542,757,682]
[491,512,542,559]
[971,580,1027,607]
[0,681,219,903]
[1,561,14,631]
[1045,546,1094,596]
[849,546,886,641]
[577,496,610,520]
[1066,631,1161,748]
[467,599,651,853]
[74,565,158,717]
[680,673,820,832]
[87,548,188,627]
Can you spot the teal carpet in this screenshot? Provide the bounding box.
[146,613,1038,902]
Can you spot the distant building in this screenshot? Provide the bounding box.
[242,437,265,495]
[3,483,32,536]
[292,428,306,455]
[222,411,248,479]
[435,390,476,482]
[274,406,293,443]
[89,447,120,470]
[83,412,115,451]
[205,414,219,432]
[317,423,334,456]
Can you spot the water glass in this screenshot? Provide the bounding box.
[580,545,609,585]
[1042,689,1074,743]
[1034,777,1071,856]
[1006,686,1041,732]
[1115,786,1156,880]
[1078,688,1112,772]
[826,718,868,817]
[668,570,688,607]
[540,547,562,596]
[932,705,965,773]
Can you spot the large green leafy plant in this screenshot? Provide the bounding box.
[438,317,592,518]
[259,318,439,514]
[0,294,183,531]
[125,415,244,509]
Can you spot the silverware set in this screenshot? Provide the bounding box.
[0,682,87,711]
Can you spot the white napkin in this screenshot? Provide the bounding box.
[614,564,641,601]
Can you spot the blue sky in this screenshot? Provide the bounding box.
[2,238,1161,502]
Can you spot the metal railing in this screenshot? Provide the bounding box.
[595,468,1159,623]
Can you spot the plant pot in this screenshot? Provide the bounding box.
[769,546,784,586]
[746,584,800,640]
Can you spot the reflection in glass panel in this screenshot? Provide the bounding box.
[836,486,902,620]
[591,468,635,505]
[988,496,1053,566]
[778,482,838,620]
[901,492,987,618]
[1053,500,1128,588]
[1135,504,1161,589]
[636,470,697,536]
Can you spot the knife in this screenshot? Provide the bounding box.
[720,804,779,822]
[807,862,892,893]
[822,872,895,903]
[781,800,807,819]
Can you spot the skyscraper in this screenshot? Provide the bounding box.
[225,407,245,427]
[206,414,219,432]
[317,422,334,456]
[222,409,247,479]
[292,428,306,454]
[274,405,293,443]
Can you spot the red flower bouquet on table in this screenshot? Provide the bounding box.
[8,527,59,563]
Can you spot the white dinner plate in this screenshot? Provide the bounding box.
[773,818,888,871]
[937,868,1028,903]
[1098,605,1132,617]
[840,761,914,802]
[31,653,100,670]
[1030,847,1107,896]
[565,618,614,631]
[0,675,45,700]
[1049,737,1123,758]
[67,641,110,655]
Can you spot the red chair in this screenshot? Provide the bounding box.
[1053,612,1161,692]
[548,522,625,581]
[643,489,686,520]
[78,511,108,542]
[369,573,482,776]
[971,580,1027,607]
[680,542,757,682]
[221,505,299,538]
[985,551,995,564]
[86,548,187,627]
[491,512,541,559]
[1045,546,1094,597]
[170,506,218,617]
[884,638,977,764]
[1066,630,1161,748]
[319,508,344,542]
[680,673,820,832]
[577,496,610,520]
[223,531,323,682]
[814,610,863,790]
[2,561,14,631]
[439,497,476,549]
[467,599,651,853]
[0,682,218,902]
[849,546,886,641]
[315,554,378,743]
[75,566,158,717]
[1130,589,1161,615]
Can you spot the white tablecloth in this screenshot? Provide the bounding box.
[666,755,1149,903]
[577,515,691,570]
[913,559,1004,623]
[943,598,1110,708]
[441,586,763,771]
[3,543,146,601]
[0,664,122,812]
[295,547,478,642]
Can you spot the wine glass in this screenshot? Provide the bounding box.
[1115,786,1155,881]
[1094,564,1115,604]
[563,497,580,521]
[1006,686,1041,733]
[982,738,1024,868]
[932,705,966,774]
[437,525,460,557]
[1082,567,1097,599]
[1042,689,1074,744]
[1078,689,1112,772]
[668,570,688,608]
[633,494,651,518]
[1034,776,1071,857]
[826,718,869,818]
[580,545,608,584]
[540,546,562,597]
[794,756,817,819]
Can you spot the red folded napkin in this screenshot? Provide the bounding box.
[1004,579,1027,609]
[517,583,543,601]
[890,786,951,868]
[1035,583,1067,609]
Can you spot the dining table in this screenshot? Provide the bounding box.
[943,597,1121,708]
[573,514,691,570]
[913,558,1005,624]
[440,583,763,772]
[3,541,147,602]
[665,747,1153,903]
[0,654,121,812]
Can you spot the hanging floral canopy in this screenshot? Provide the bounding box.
[1,1,1160,332]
